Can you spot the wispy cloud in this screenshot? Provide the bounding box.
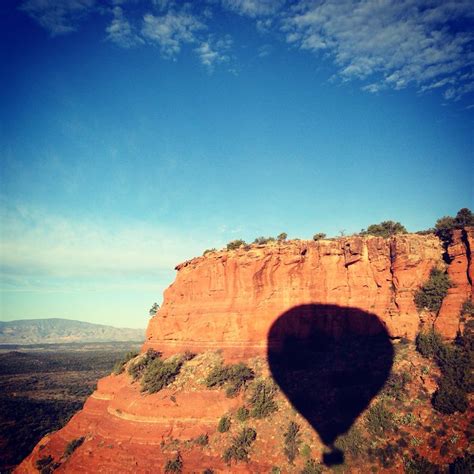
[257,43,272,57]
[0,202,205,282]
[221,0,285,18]
[20,0,95,36]
[195,35,233,71]
[282,0,474,100]
[18,0,474,99]
[106,6,143,48]
[141,8,206,58]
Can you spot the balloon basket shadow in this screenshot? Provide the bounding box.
[323,447,344,466]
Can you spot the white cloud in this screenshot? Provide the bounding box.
[222,0,285,18]
[282,0,474,99]
[106,6,143,48]
[0,203,205,281]
[195,35,233,71]
[141,8,206,58]
[20,0,95,36]
[18,0,474,101]
[258,44,272,57]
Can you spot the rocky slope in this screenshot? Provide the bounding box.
[15,231,473,473]
[0,319,144,345]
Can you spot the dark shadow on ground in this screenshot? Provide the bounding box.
[267,304,394,466]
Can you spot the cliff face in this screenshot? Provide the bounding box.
[435,228,474,337]
[144,234,445,360]
[15,232,473,473]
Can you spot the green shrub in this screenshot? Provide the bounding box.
[253,236,276,245]
[404,453,439,473]
[217,416,231,433]
[435,216,456,243]
[453,208,474,228]
[301,459,322,474]
[360,221,407,238]
[223,427,257,464]
[301,444,311,458]
[416,330,444,358]
[149,302,160,316]
[369,443,400,469]
[414,268,452,313]
[435,208,474,243]
[277,233,288,241]
[203,248,216,256]
[382,370,411,400]
[64,436,85,457]
[205,362,255,397]
[164,452,183,473]
[35,455,60,474]
[283,421,301,464]
[195,434,209,446]
[112,350,139,375]
[128,349,161,381]
[334,426,365,458]
[365,401,393,437]
[312,233,326,241]
[415,330,471,414]
[227,240,246,250]
[248,379,278,419]
[141,356,182,394]
[461,299,474,320]
[433,379,468,414]
[236,406,249,422]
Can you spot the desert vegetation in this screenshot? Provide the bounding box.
[141,351,195,394]
[416,327,472,415]
[283,421,301,464]
[360,220,407,238]
[218,207,473,255]
[223,427,257,464]
[0,343,138,472]
[247,378,278,419]
[205,362,255,397]
[434,207,474,243]
[414,268,452,313]
[112,350,139,375]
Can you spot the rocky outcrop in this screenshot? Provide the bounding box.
[144,235,443,361]
[15,233,473,473]
[435,227,473,337]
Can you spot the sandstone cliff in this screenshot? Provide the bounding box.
[15,232,473,473]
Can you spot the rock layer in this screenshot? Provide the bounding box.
[144,235,445,360]
[435,228,474,337]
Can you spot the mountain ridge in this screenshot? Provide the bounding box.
[0,318,145,344]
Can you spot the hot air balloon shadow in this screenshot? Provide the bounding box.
[267,304,394,466]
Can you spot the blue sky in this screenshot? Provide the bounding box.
[1,0,473,329]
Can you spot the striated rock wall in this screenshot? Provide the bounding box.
[435,228,474,337]
[144,234,448,360]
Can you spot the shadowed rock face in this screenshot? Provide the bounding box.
[268,304,394,466]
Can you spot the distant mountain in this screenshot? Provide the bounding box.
[0,318,145,344]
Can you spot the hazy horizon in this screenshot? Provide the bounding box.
[1,0,473,329]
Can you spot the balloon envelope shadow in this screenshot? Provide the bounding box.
[267,304,394,466]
